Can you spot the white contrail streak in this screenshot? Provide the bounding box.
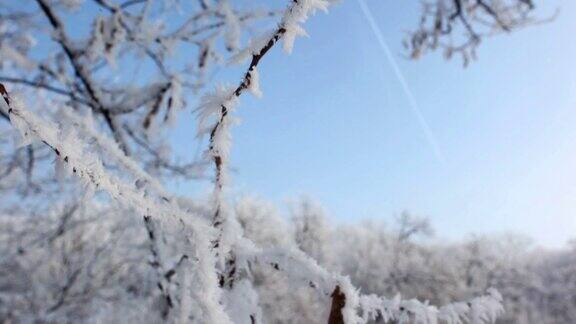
[357,0,446,164]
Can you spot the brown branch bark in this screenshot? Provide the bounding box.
[328,286,346,324]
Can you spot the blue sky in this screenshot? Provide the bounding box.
[30,0,574,247]
[171,0,576,248]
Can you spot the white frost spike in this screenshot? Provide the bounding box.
[222,279,263,324]
[282,24,308,54]
[60,108,171,199]
[468,288,504,324]
[195,84,239,180]
[195,85,237,137]
[229,30,276,65]
[178,257,192,324]
[219,0,241,51]
[54,157,72,182]
[248,68,262,98]
[281,0,330,54]
[170,76,184,110]
[7,96,35,148]
[7,93,232,324]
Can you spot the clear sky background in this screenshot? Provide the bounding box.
[165,0,576,248]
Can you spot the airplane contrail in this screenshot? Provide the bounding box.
[357,0,446,164]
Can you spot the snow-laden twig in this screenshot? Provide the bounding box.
[2,77,505,323]
[357,288,503,324]
[193,1,505,322]
[196,0,331,267]
[59,108,171,200]
[143,215,174,320]
[244,242,503,324]
[35,0,128,152]
[1,0,512,320]
[1,86,232,324]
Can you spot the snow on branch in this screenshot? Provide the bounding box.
[358,288,503,324]
[59,108,171,200]
[0,0,516,320]
[406,0,547,66]
[196,0,332,259]
[3,95,185,228]
[2,70,505,323]
[0,84,232,324]
[245,243,503,324]
[192,1,505,322]
[192,3,334,308]
[0,0,281,192]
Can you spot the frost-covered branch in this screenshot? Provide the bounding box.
[242,242,503,323]
[0,0,555,322]
[197,0,331,264]
[1,84,232,323]
[0,0,279,197]
[406,0,548,66]
[35,0,129,152]
[2,79,506,323]
[59,108,171,199]
[143,215,174,320]
[191,6,334,313]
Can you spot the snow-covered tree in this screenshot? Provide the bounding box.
[0,0,551,323]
